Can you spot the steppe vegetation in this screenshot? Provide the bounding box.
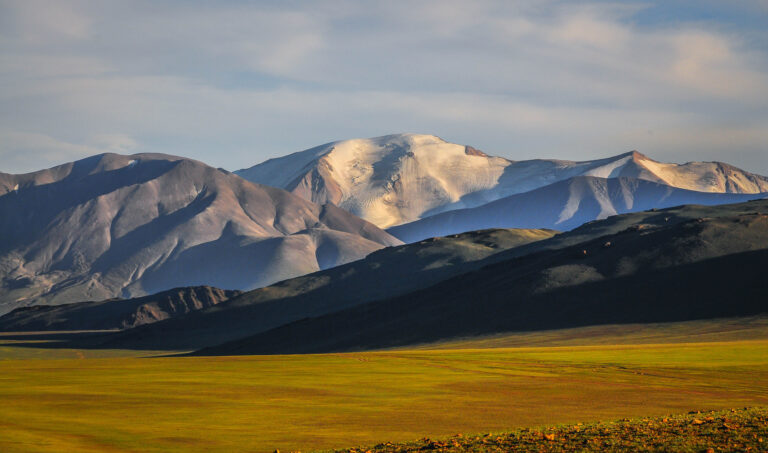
[1,323,766,452]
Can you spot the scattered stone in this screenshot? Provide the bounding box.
[337,408,768,452]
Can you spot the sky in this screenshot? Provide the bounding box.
[1,0,767,175]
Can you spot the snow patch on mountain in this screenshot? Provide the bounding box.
[389,176,768,243]
[583,155,633,178]
[236,134,768,229]
[238,133,512,228]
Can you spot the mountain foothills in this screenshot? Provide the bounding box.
[200,199,768,355]
[1,228,555,348]
[236,134,768,230]
[0,153,400,315]
[4,199,766,356]
[0,286,239,331]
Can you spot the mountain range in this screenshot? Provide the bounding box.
[1,133,766,320]
[49,228,556,350]
[198,200,768,355]
[236,134,768,230]
[0,153,399,315]
[389,175,765,242]
[3,199,765,356]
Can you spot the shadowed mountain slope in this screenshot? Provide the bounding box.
[482,198,768,264]
[236,134,768,229]
[198,203,768,355]
[0,286,240,331]
[0,153,400,315]
[389,176,767,242]
[80,228,556,350]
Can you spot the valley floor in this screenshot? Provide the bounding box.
[0,318,767,452]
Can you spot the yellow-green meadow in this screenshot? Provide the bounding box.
[1,321,767,452]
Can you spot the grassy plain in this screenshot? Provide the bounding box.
[420,316,768,349]
[0,321,767,452]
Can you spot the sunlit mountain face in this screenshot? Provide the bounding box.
[236,133,768,240]
[0,153,400,315]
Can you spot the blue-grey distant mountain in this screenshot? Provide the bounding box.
[0,153,400,315]
[389,176,767,243]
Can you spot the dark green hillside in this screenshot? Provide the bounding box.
[200,211,768,355]
[486,198,768,264]
[94,228,556,350]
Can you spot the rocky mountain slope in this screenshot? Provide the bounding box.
[196,199,768,355]
[0,153,400,315]
[236,134,768,229]
[389,176,766,242]
[44,228,556,350]
[0,286,240,331]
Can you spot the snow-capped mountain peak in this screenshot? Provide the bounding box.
[236,134,768,229]
[237,133,513,227]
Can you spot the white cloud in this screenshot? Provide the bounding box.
[0,0,92,43]
[0,0,766,175]
[667,31,767,99]
[0,131,138,173]
[549,12,631,50]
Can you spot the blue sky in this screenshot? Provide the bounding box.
[1,0,767,174]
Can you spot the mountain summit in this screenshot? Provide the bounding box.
[236,134,768,228]
[0,153,400,314]
[236,134,512,228]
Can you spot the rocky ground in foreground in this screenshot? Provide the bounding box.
[331,408,768,453]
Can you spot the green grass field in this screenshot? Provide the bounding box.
[1,321,767,452]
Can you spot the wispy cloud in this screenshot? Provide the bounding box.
[0,130,137,174]
[0,0,766,174]
[1,0,92,43]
